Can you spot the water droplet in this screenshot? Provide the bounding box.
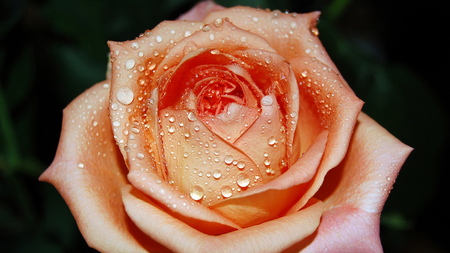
[194,126,200,131]
[213,169,222,179]
[310,27,319,36]
[184,30,192,37]
[240,35,247,42]
[237,173,250,187]
[202,25,211,32]
[116,87,134,105]
[190,185,204,200]
[267,136,277,146]
[77,163,84,169]
[112,121,120,127]
[184,131,191,138]
[221,186,232,198]
[290,22,298,29]
[237,161,245,170]
[155,35,162,43]
[125,59,136,70]
[264,159,271,166]
[209,33,215,41]
[261,95,273,106]
[187,112,197,121]
[264,56,272,64]
[136,153,145,160]
[224,155,233,165]
[183,152,189,158]
[252,17,259,22]
[169,115,176,123]
[214,18,223,27]
[131,42,139,49]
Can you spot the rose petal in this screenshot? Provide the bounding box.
[203,7,341,75]
[157,107,264,209]
[289,56,364,212]
[298,112,413,252]
[39,81,165,252]
[125,111,243,233]
[155,18,277,92]
[108,20,205,163]
[122,184,323,253]
[210,130,327,227]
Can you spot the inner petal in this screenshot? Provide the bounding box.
[158,108,264,207]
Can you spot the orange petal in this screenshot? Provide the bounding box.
[203,7,340,73]
[315,112,413,212]
[288,56,364,212]
[122,184,323,253]
[299,112,412,252]
[39,81,164,252]
[210,131,328,227]
[157,107,264,209]
[107,20,205,162]
[124,112,242,234]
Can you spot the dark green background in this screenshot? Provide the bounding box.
[1,0,448,252]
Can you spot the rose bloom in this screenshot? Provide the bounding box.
[40,2,412,252]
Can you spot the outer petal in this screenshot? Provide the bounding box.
[203,6,341,76]
[39,81,165,252]
[284,56,364,216]
[298,112,413,252]
[122,184,323,253]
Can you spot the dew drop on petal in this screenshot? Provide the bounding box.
[237,161,245,170]
[221,186,232,198]
[237,173,250,187]
[261,95,273,106]
[190,185,204,200]
[116,87,134,105]
[267,136,277,146]
[213,169,222,179]
[187,112,197,121]
[125,59,136,70]
[77,163,84,169]
[224,155,233,165]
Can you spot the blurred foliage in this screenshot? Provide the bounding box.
[0,0,448,252]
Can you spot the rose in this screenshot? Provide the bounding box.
[39,1,412,252]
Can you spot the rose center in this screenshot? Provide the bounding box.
[196,78,244,116]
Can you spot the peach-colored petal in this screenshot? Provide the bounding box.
[122,184,323,253]
[297,112,412,252]
[288,56,364,213]
[315,112,413,212]
[39,81,165,252]
[203,7,341,75]
[124,111,242,233]
[177,1,225,21]
[210,131,327,227]
[108,20,205,163]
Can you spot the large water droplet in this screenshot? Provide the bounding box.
[116,87,134,105]
[237,173,250,187]
[213,169,222,179]
[125,59,136,70]
[237,161,245,170]
[190,185,204,200]
[187,112,197,121]
[221,186,232,198]
[267,136,277,146]
[224,155,234,165]
[261,95,273,106]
